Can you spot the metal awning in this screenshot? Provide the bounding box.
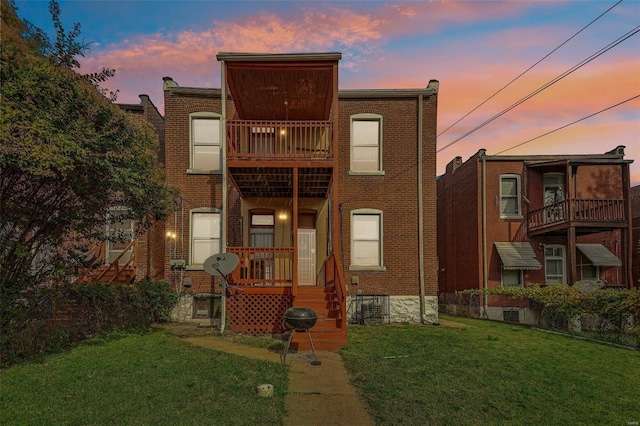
[576,244,621,267]
[494,242,542,270]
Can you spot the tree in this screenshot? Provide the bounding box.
[0,0,174,297]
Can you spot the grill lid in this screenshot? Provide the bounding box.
[283,307,318,331]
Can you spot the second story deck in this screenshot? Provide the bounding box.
[528,198,627,235]
[227,119,333,163]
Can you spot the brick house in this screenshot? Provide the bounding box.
[161,52,439,348]
[76,95,166,284]
[437,146,634,323]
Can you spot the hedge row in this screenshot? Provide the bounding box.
[1,280,178,367]
[464,285,640,345]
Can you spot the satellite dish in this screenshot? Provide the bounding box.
[203,253,239,277]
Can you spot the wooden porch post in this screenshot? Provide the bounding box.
[331,62,340,262]
[293,167,299,296]
[566,163,577,285]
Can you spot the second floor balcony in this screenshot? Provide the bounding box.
[227,120,333,162]
[527,198,627,235]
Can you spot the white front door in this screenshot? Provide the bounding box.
[298,229,316,286]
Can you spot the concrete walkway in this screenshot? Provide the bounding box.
[180,333,375,426]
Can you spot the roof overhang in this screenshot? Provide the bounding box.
[577,244,622,267]
[495,242,542,270]
[217,52,341,121]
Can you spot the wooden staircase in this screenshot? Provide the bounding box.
[290,285,347,351]
[75,240,137,284]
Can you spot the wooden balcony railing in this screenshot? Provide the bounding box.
[227,120,332,160]
[528,199,626,231]
[226,247,294,286]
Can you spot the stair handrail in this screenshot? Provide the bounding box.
[323,253,347,328]
[94,239,137,284]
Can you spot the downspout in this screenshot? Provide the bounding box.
[220,60,228,334]
[481,150,488,317]
[418,94,426,323]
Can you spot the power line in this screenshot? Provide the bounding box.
[492,94,640,156]
[437,0,623,139]
[437,24,640,154]
[340,95,638,206]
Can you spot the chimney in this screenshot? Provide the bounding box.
[163,76,178,90]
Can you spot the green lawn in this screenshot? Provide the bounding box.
[340,315,640,425]
[3,317,639,425]
[0,329,288,426]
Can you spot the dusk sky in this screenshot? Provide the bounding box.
[14,0,640,185]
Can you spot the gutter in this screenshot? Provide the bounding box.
[418,94,426,324]
[481,150,488,317]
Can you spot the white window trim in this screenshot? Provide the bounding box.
[349,113,384,175]
[188,112,222,174]
[187,207,221,270]
[499,174,522,219]
[349,208,386,272]
[501,269,523,287]
[544,244,566,285]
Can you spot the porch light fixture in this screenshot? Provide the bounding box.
[278,212,288,221]
[166,231,177,239]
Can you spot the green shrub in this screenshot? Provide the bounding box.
[1,280,178,366]
[461,285,640,346]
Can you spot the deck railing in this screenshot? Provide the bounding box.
[227,120,332,160]
[226,247,294,286]
[528,199,626,231]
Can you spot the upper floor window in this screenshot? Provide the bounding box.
[190,208,221,266]
[350,209,385,271]
[500,175,521,218]
[190,113,221,173]
[350,114,383,174]
[543,173,564,206]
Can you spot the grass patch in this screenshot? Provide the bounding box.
[1,328,288,425]
[340,315,640,425]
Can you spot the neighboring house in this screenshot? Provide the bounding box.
[437,146,634,323]
[76,95,166,284]
[162,52,439,348]
[632,185,640,287]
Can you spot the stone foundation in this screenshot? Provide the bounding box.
[346,295,439,325]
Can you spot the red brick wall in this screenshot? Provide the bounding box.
[337,95,438,297]
[437,153,482,295]
[163,88,227,293]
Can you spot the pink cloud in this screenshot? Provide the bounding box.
[76,1,638,185]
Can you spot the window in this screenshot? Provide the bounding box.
[501,269,522,286]
[500,175,521,217]
[350,210,385,271]
[350,114,383,174]
[544,245,565,284]
[190,113,221,172]
[190,209,221,265]
[579,252,599,280]
[543,173,564,206]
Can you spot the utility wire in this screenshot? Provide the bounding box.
[437,0,623,139]
[340,94,638,206]
[437,24,640,154]
[491,94,640,156]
